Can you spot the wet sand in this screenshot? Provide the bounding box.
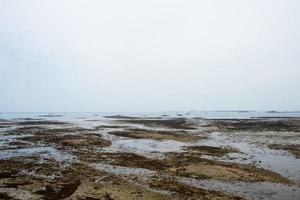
[0,116,300,199]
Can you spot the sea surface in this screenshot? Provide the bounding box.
[1,111,300,120]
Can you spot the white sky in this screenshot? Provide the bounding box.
[0,0,299,112]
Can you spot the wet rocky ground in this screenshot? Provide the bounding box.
[0,115,300,200]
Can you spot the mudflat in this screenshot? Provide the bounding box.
[0,117,300,200]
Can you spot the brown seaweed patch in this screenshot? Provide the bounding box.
[184,146,239,156]
[17,120,69,126]
[5,126,91,137]
[208,118,300,132]
[72,179,170,200]
[58,135,112,148]
[0,171,18,179]
[0,158,37,173]
[104,115,138,119]
[149,177,244,200]
[109,129,204,142]
[116,118,195,129]
[94,125,130,130]
[164,153,289,183]
[2,181,31,188]
[76,151,288,184]
[0,192,14,200]
[19,128,111,148]
[79,197,101,200]
[78,152,167,171]
[0,157,62,181]
[34,163,107,199]
[36,180,81,200]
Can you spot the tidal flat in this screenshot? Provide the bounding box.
[0,113,300,200]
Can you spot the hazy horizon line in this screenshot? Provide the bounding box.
[1,110,300,113]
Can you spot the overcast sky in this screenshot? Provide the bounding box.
[0,0,299,112]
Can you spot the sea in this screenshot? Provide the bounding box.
[1,111,300,120]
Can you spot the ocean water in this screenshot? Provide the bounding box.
[0,111,300,120]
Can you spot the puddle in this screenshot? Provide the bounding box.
[104,138,186,158]
[0,134,35,150]
[89,162,155,176]
[0,146,75,162]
